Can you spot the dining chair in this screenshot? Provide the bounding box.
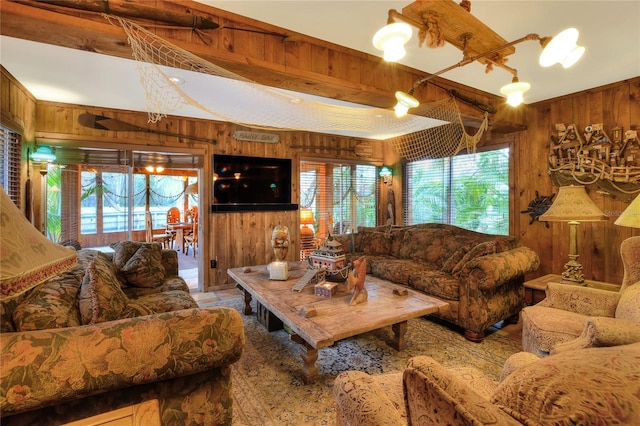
[166,207,181,249]
[166,207,180,224]
[145,211,171,249]
[184,210,198,257]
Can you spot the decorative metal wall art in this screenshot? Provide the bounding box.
[521,191,555,226]
[548,123,640,200]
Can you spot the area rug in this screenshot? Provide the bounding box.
[203,297,523,425]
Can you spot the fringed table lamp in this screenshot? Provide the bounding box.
[614,193,640,288]
[300,208,315,260]
[1,186,76,301]
[539,185,607,285]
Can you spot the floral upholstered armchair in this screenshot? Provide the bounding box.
[0,187,245,425]
[1,307,245,425]
[334,343,640,425]
[521,236,640,356]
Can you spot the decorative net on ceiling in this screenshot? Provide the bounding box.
[390,98,489,160]
[106,15,487,157]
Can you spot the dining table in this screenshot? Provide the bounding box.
[167,222,194,253]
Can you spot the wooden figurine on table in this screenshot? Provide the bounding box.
[347,256,367,305]
[271,225,289,261]
[269,225,290,280]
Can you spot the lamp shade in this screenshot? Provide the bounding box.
[539,28,585,68]
[300,208,315,225]
[1,186,76,300]
[539,185,607,222]
[394,91,419,117]
[372,22,412,62]
[614,194,640,228]
[30,146,56,163]
[500,79,531,107]
[379,166,392,178]
[185,182,198,195]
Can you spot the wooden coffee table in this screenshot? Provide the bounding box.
[227,262,449,383]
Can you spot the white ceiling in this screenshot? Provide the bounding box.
[1,1,639,139]
[208,0,640,103]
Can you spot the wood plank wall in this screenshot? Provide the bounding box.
[20,95,386,290]
[3,67,639,289]
[0,67,37,219]
[516,77,640,285]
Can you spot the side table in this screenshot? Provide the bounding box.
[524,274,620,305]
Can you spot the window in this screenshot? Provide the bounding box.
[46,147,202,247]
[300,160,378,237]
[404,147,510,235]
[78,168,194,237]
[0,125,22,205]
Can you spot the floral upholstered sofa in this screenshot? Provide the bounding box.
[333,224,539,341]
[0,242,245,425]
[334,342,640,425]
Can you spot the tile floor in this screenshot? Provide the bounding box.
[191,287,243,307]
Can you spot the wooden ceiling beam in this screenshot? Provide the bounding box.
[23,0,219,29]
[1,0,526,133]
[2,1,130,56]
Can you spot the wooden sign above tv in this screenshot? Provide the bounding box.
[233,130,280,144]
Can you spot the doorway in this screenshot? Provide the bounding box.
[43,146,204,292]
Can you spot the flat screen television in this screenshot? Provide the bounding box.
[211,154,297,213]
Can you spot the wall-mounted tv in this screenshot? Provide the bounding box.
[211,154,298,213]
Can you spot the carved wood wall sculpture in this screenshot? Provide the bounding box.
[548,123,640,201]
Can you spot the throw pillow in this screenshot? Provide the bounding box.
[451,241,498,278]
[79,253,129,325]
[441,248,467,273]
[13,275,83,331]
[360,231,392,256]
[491,343,640,425]
[110,241,165,288]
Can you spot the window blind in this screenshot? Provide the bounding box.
[52,147,203,168]
[0,125,22,206]
[404,147,510,235]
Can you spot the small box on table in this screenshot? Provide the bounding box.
[314,281,337,297]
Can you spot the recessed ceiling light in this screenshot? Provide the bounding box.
[168,76,185,85]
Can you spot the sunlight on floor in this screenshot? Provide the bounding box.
[181,267,198,291]
[191,288,243,308]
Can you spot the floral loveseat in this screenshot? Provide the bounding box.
[0,242,245,425]
[334,342,640,425]
[334,224,539,341]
